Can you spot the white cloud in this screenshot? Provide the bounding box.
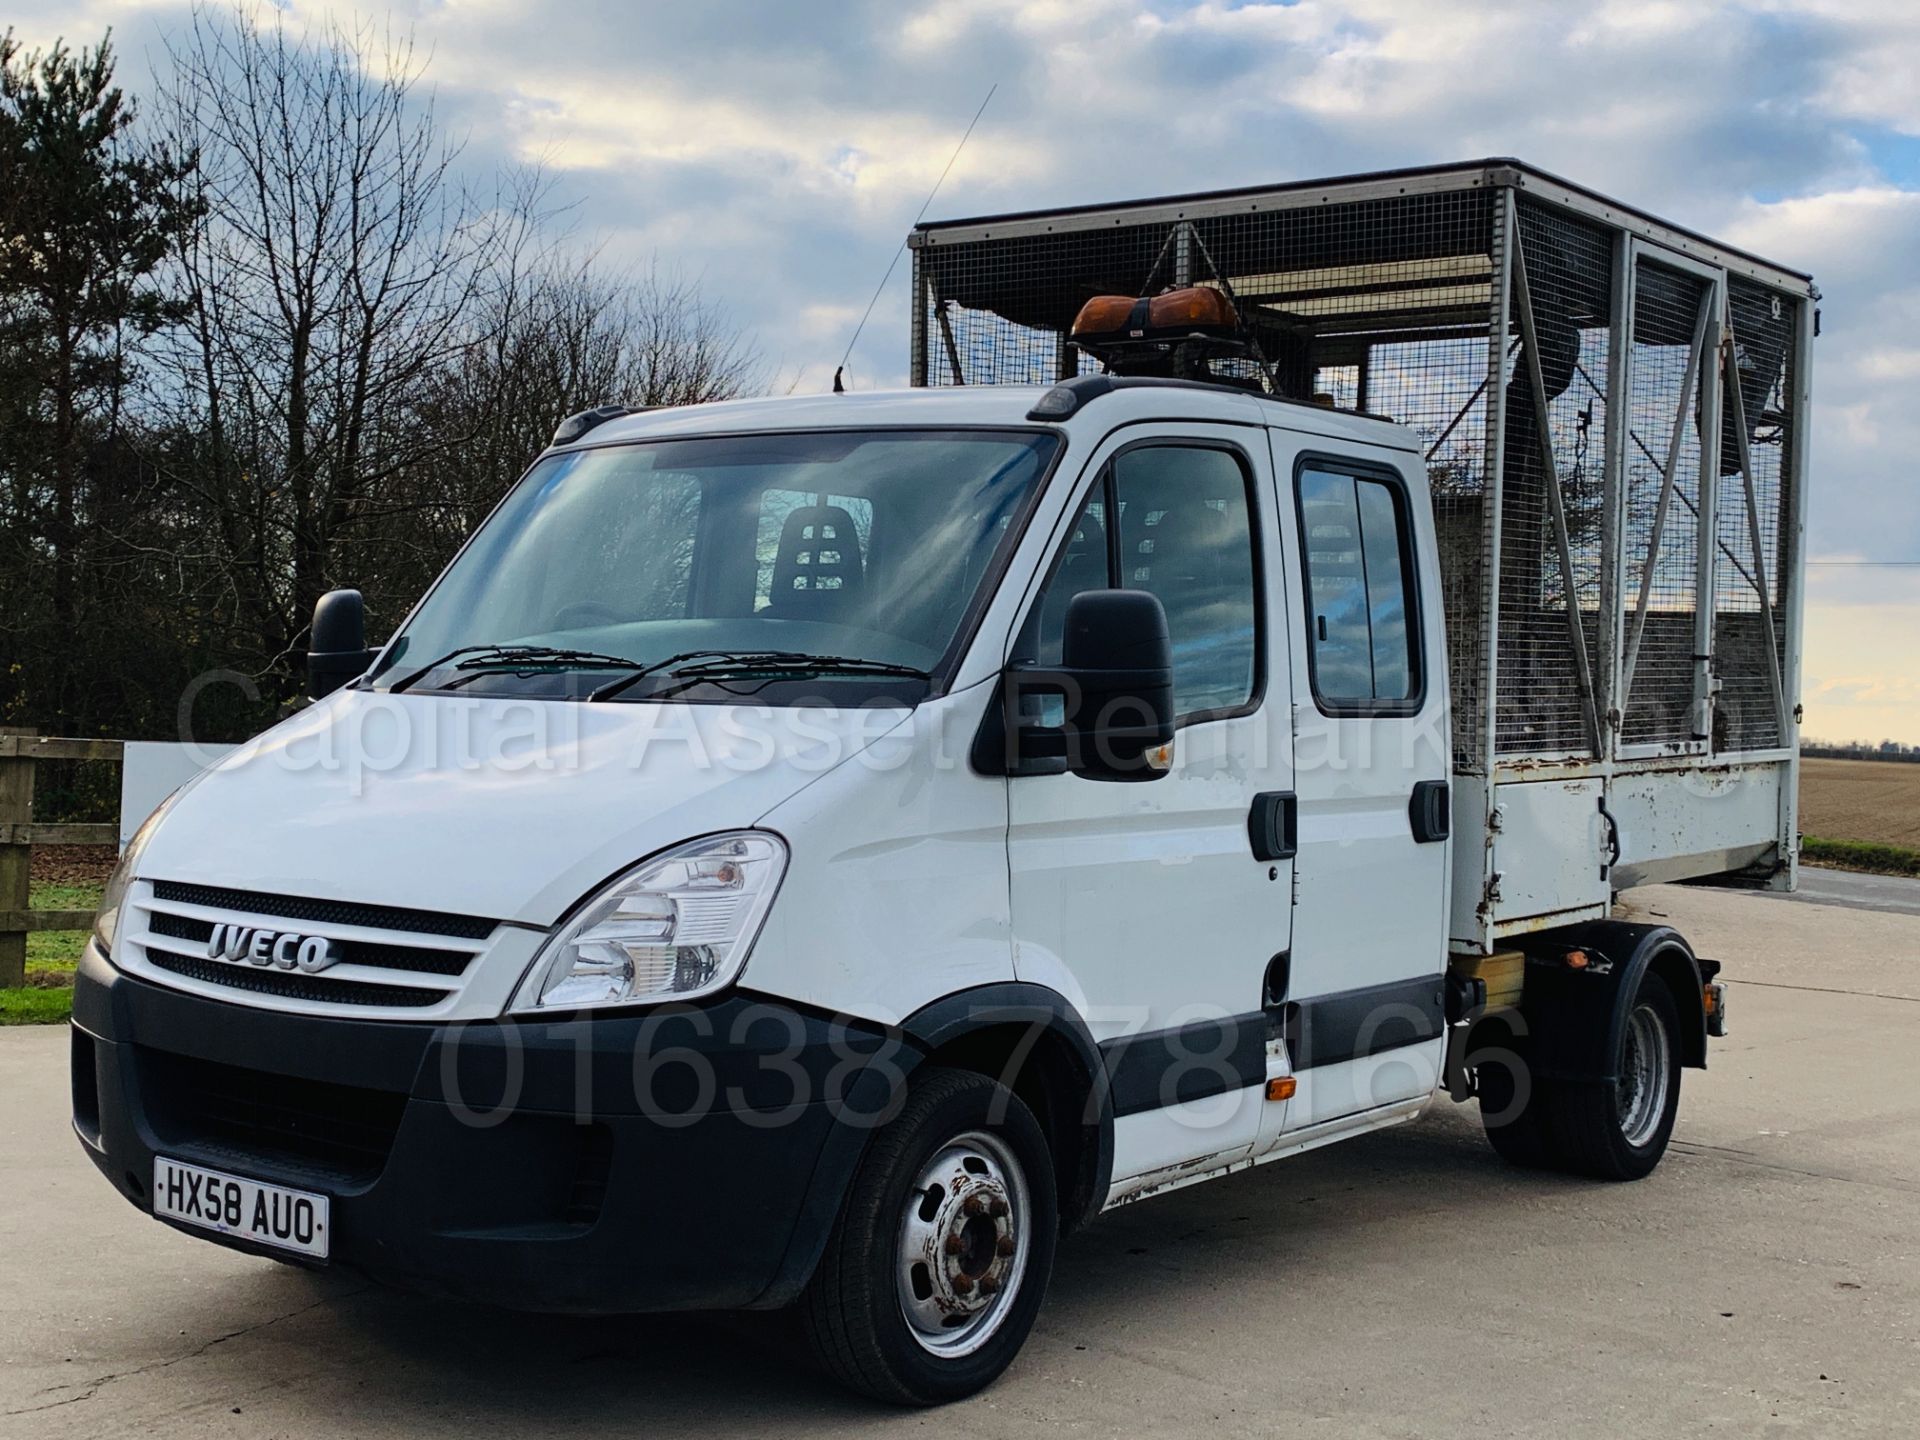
[1804,595,1920,743]
[16,0,1920,730]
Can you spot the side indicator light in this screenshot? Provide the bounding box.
[1266,1077,1297,1102]
[1566,949,1590,970]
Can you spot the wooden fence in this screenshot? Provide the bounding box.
[0,728,123,988]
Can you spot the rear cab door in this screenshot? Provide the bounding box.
[1265,424,1452,1145]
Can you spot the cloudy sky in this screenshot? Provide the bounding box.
[20,0,1920,742]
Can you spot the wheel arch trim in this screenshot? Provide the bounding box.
[1517,921,1707,1083]
[899,982,1115,1234]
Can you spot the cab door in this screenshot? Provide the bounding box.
[1267,432,1451,1140]
[1003,428,1295,1185]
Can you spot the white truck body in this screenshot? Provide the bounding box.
[73,160,1799,1404]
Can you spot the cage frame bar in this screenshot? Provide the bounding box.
[1478,185,1516,784]
[1510,224,1602,755]
[935,297,967,385]
[1691,277,1727,747]
[1769,294,1815,891]
[1617,276,1714,720]
[1721,312,1789,745]
[1597,230,1633,763]
[910,265,930,387]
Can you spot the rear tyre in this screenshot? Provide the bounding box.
[1548,973,1683,1181]
[800,1066,1057,1406]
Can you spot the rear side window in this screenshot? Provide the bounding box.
[1296,463,1421,711]
[1021,444,1260,721]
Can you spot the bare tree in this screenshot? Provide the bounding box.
[367,250,759,618]
[2,7,763,739]
[156,4,514,682]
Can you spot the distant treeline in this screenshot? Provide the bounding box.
[1801,745,1920,764]
[0,10,757,750]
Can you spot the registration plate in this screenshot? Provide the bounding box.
[153,1157,330,1259]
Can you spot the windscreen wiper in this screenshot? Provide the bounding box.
[588,651,932,704]
[388,644,649,694]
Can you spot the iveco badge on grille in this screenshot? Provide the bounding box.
[205,923,342,974]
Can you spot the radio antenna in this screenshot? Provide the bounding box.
[835,82,997,392]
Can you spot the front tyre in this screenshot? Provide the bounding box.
[800,1067,1057,1405]
[1550,973,1684,1181]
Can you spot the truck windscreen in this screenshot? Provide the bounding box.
[371,428,1060,700]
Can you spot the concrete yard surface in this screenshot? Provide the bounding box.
[3,880,1917,1437]
[1782,864,1920,919]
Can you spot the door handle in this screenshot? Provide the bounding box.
[1409,779,1450,844]
[1249,791,1297,862]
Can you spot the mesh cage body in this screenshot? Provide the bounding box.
[910,162,1810,777]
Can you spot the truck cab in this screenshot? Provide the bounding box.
[73,375,1717,1405]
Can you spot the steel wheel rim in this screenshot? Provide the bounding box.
[895,1129,1031,1358]
[1617,1002,1672,1148]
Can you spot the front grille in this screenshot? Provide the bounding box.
[149,879,497,940]
[129,879,499,1016]
[139,1047,408,1182]
[147,911,473,978]
[144,945,447,1008]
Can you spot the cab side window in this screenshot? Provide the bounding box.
[1296,463,1421,711]
[1022,445,1260,721]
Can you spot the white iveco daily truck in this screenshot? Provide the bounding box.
[75,162,1809,1403]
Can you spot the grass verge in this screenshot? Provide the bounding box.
[2,880,100,1025]
[1801,836,1920,878]
[0,986,72,1025]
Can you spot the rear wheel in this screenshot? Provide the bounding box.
[1548,974,1683,1181]
[800,1067,1057,1405]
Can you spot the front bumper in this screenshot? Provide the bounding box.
[71,943,895,1313]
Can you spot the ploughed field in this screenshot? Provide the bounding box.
[1800,757,1920,849]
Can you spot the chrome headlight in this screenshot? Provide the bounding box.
[93,797,175,961]
[510,832,788,1014]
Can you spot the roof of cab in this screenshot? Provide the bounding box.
[559,380,1420,455]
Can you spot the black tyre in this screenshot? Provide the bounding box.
[1547,973,1683,1181]
[1477,1035,1559,1171]
[800,1066,1057,1406]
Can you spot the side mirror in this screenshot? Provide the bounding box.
[307,588,374,700]
[975,589,1176,782]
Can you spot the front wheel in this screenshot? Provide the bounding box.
[800,1067,1057,1405]
[1549,974,1684,1181]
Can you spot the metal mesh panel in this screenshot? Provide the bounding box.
[916,191,1495,393]
[1493,200,1611,756]
[1370,334,1500,768]
[911,175,1807,775]
[922,293,1067,387]
[915,189,1500,769]
[1313,364,1360,408]
[1619,256,1712,747]
[1712,277,1795,751]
